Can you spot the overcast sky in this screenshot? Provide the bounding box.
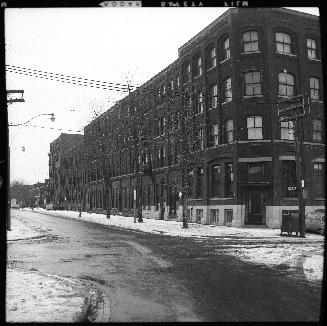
[5,7,320,185]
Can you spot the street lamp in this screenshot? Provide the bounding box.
[7,112,56,231]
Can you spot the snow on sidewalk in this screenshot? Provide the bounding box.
[24,208,325,282]
[7,214,43,241]
[6,268,92,323]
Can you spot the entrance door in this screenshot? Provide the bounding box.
[248,190,267,225]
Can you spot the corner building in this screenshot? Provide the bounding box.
[52,8,325,228]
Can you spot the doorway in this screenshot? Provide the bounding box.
[247,190,267,225]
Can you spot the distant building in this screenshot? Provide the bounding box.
[49,8,324,227]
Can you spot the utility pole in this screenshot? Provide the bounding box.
[6,90,25,231]
[278,94,310,238]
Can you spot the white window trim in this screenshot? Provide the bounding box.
[276,51,297,57]
[220,57,230,65]
[243,94,263,99]
[308,57,321,62]
[241,50,261,55]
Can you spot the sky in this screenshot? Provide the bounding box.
[5,7,320,185]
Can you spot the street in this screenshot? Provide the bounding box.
[8,209,322,322]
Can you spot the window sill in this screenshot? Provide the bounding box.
[278,95,295,99]
[241,50,261,55]
[308,57,321,62]
[243,95,263,99]
[207,65,217,72]
[221,100,232,105]
[282,197,298,200]
[220,58,230,65]
[276,52,297,58]
[311,99,323,103]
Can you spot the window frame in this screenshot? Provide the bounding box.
[210,84,218,109]
[278,72,295,97]
[194,55,203,77]
[222,37,231,61]
[223,77,232,103]
[275,32,292,55]
[242,30,259,53]
[244,71,262,96]
[307,38,317,59]
[211,164,221,197]
[210,123,219,147]
[226,119,234,144]
[195,91,203,114]
[280,120,294,140]
[313,162,325,197]
[312,119,322,142]
[310,77,320,101]
[207,45,217,70]
[247,116,263,140]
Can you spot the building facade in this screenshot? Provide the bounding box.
[49,8,325,228]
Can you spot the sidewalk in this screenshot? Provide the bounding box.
[6,216,107,323]
[27,208,324,283]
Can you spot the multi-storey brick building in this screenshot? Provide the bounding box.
[49,8,325,228]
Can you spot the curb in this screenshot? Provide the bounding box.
[76,278,111,322]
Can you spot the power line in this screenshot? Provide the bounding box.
[9,124,83,133]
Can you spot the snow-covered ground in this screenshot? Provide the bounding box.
[7,213,101,323]
[23,208,325,283]
[6,268,91,323]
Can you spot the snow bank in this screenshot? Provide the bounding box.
[6,268,90,322]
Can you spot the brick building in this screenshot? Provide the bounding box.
[49,8,325,228]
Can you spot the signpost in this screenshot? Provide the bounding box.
[278,94,311,238]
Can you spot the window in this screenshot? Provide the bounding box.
[162,84,166,95]
[248,163,265,182]
[225,209,233,224]
[307,38,317,59]
[310,77,319,100]
[314,163,325,196]
[195,91,203,114]
[210,209,219,223]
[195,56,202,77]
[275,32,292,54]
[242,31,259,53]
[210,84,218,108]
[211,165,221,197]
[279,72,294,97]
[281,161,297,197]
[208,46,217,69]
[196,168,203,198]
[225,163,233,197]
[183,63,191,83]
[170,79,174,91]
[196,128,204,149]
[245,71,262,96]
[222,37,230,60]
[247,116,263,140]
[210,123,219,147]
[312,119,322,142]
[187,169,193,196]
[281,121,294,140]
[196,209,203,223]
[223,77,232,102]
[226,119,234,143]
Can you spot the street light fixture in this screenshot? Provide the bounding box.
[7,112,56,231]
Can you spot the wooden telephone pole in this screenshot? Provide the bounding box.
[278,94,310,238]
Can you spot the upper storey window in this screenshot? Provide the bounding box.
[223,77,232,102]
[275,32,292,54]
[244,71,262,96]
[310,77,320,100]
[208,46,217,70]
[182,63,191,84]
[278,72,294,97]
[242,31,259,53]
[222,37,230,61]
[194,55,202,77]
[307,38,317,59]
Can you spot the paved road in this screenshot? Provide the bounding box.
[8,210,322,322]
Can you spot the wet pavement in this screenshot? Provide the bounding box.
[7,209,323,322]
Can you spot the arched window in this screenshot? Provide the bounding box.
[278,72,295,96]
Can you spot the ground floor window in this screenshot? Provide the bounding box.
[210,209,219,223]
[196,209,203,223]
[225,209,233,224]
[314,162,325,197]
